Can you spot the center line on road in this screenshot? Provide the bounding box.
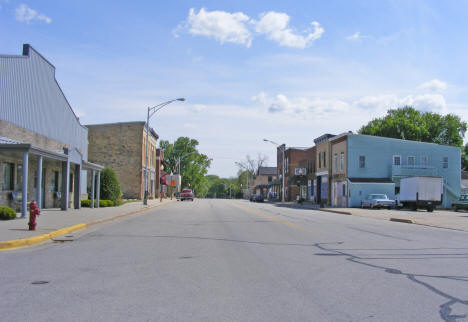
[228,201,314,233]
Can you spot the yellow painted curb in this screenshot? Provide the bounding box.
[318,209,352,216]
[390,218,414,224]
[0,224,87,250]
[0,200,176,251]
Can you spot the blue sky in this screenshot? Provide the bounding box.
[1,1,467,177]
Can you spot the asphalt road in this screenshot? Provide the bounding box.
[1,199,467,322]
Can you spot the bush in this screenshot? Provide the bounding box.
[100,168,122,203]
[0,206,17,220]
[81,200,91,207]
[81,199,114,207]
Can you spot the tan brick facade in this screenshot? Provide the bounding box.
[87,122,159,200]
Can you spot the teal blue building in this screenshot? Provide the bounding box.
[335,134,461,208]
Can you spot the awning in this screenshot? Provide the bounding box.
[0,142,68,161]
[83,160,104,171]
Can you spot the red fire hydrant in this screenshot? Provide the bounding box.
[28,201,40,231]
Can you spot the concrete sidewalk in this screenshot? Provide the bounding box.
[269,201,468,232]
[328,207,468,232]
[0,198,176,250]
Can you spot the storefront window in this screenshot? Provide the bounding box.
[2,163,14,190]
[15,164,22,190]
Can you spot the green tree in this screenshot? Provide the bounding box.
[159,137,211,197]
[100,167,122,202]
[359,106,467,147]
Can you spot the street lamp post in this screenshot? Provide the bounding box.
[144,98,185,205]
[263,139,286,203]
[235,162,250,199]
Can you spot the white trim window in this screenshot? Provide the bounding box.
[408,156,415,167]
[443,157,448,169]
[359,155,365,168]
[421,155,428,167]
[340,152,344,171]
[393,155,401,166]
[334,154,338,171]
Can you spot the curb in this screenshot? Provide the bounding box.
[390,218,414,224]
[0,200,176,251]
[318,209,352,216]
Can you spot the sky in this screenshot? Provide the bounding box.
[1,0,468,177]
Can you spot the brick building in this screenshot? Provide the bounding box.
[87,122,161,199]
[276,145,316,202]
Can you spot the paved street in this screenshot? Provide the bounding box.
[1,199,467,322]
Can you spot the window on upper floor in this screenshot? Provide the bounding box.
[443,157,448,169]
[359,156,365,168]
[323,151,327,168]
[421,156,428,167]
[268,176,272,182]
[340,152,344,171]
[334,154,338,171]
[318,152,322,169]
[408,156,415,167]
[393,155,401,166]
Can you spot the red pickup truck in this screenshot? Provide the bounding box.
[180,189,194,201]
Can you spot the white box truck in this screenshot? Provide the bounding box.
[398,176,443,212]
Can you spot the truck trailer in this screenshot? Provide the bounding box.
[398,176,443,212]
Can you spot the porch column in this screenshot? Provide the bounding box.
[61,160,70,210]
[21,152,29,218]
[91,169,95,209]
[74,164,81,209]
[96,171,100,208]
[36,156,43,209]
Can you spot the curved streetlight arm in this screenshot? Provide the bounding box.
[143,97,185,205]
[263,138,286,203]
[149,98,185,118]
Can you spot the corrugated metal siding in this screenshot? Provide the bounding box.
[0,46,88,159]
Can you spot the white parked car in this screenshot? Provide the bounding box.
[361,194,395,209]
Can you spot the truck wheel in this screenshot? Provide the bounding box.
[411,205,417,211]
[454,207,458,212]
[427,206,434,212]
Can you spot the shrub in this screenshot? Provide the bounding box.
[100,168,122,203]
[0,206,17,220]
[81,200,91,207]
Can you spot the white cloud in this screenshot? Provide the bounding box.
[176,8,252,47]
[353,93,446,112]
[418,79,448,92]
[253,92,349,116]
[15,4,51,24]
[192,104,207,112]
[346,32,362,41]
[254,12,324,48]
[175,8,323,49]
[255,91,446,118]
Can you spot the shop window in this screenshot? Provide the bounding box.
[2,162,14,190]
[342,184,346,196]
[15,164,23,190]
